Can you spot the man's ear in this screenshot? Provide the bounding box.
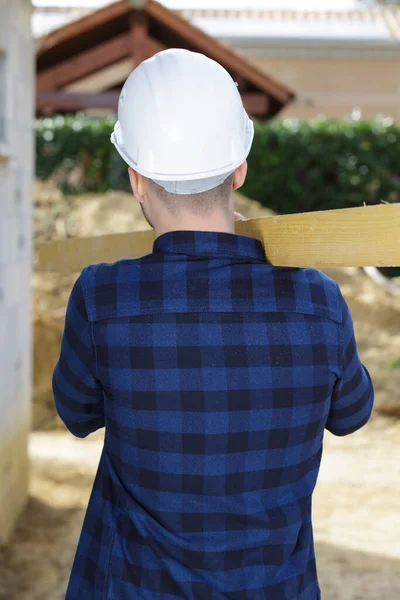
[232,161,248,192]
[128,168,147,203]
[128,168,139,200]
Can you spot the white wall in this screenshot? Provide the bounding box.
[0,0,34,544]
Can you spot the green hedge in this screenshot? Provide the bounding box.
[35,116,122,194]
[35,115,400,213]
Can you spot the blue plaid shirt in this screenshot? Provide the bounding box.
[53,230,374,600]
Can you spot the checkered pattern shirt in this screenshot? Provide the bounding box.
[53,230,374,600]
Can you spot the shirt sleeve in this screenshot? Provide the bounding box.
[52,271,104,438]
[326,289,374,437]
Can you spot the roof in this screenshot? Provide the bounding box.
[36,0,294,118]
[32,1,112,37]
[31,0,358,9]
[179,8,400,44]
[33,4,400,44]
[33,0,112,6]
[33,9,93,37]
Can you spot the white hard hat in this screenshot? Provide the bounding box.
[111,48,254,195]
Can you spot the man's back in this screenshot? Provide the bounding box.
[53,230,374,600]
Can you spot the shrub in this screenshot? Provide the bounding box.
[35,114,400,213]
[35,115,124,194]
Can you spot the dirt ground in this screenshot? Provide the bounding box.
[1,415,399,600]
[0,185,399,599]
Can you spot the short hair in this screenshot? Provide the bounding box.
[146,174,234,214]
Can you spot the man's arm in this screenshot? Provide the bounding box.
[52,272,104,438]
[326,289,374,437]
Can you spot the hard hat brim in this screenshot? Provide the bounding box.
[110,118,254,182]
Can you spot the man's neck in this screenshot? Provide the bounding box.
[153,215,235,239]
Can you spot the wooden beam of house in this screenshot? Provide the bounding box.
[65,60,133,93]
[36,90,270,116]
[36,1,294,113]
[36,1,131,56]
[36,91,120,111]
[37,33,131,90]
[147,37,167,56]
[37,204,400,273]
[244,93,269,117]
[130,11,150,68]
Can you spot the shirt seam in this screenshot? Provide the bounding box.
[88,305,342,324]
[336,282,346,378]
[80,264,95,322]
[80,268,99,378]
[90,322,100,379]
[154,247,265,260]
[339,312,346,379]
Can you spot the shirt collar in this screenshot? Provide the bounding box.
[152,230,266,262]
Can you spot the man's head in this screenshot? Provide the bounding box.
[111,49,254,235]
[128,161,247,233]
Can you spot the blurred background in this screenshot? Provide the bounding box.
[0,1,400,598]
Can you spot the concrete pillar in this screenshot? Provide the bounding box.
[0,0,34,544]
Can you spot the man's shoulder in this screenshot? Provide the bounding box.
[79,260,343,325]
[292,266,339,294]
[266,266,343,323]
[79,256,154,322]
[83,253,156,278]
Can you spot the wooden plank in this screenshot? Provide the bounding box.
[36,91,120,112]
[37,33,131,90]
[36,204,400,273]
[235,204,400,268]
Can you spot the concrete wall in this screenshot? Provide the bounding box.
[245,50,400,121]
[0,0,34,544]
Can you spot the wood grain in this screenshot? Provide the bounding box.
[36,204,400,273]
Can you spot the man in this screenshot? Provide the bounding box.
[53,49,374,600]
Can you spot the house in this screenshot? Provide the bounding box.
[179,7,400,121]
[0,0,34,543]
[35,1,294,120]
[34,2,400,120]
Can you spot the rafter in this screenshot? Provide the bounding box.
[65,60,133,93]
[37,33,131,91]
[37,1,130,57]
[36,91,120,112]
[36,90,270,117]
